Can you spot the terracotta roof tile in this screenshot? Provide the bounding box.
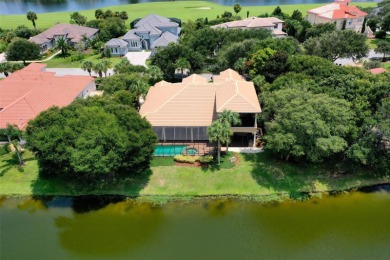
[369,68,387,74]
[139,69,261,127]
[0,63,95,129]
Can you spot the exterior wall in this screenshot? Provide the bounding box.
[308,14,332,25]
[126,39,142,51]
[308,13,365,31]
[78,81,96,98]
[106,46,127,56]
[276,22,283,31]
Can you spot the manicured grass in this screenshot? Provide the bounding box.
[44,50,123,68]
[1,149,388,198]
[0,1,376,30]
[367,37,390,49]
[150,157,176,167]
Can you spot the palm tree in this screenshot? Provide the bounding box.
[26,11,38,28]
[4,124,24,165]
[218,110,241,152]
[101,59,112,77]
[175,57,190,80]
[55,37,70,56]
[131,79,149,97]
[92,62,104,77]
[114,58,130,74]
[81,61,93,76]
[0,63,11,77]
[208,120,232,165]
[146,65,163,84]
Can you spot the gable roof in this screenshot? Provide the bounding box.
[0,63,94,129]
[139,69,261,127]
[105,38,128,48]
[30,24,99,44]
[307,2,367,20]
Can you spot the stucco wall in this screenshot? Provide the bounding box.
[78,81,96,98]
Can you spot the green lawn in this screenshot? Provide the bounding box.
[1,149,388,199]
[0,1,376,30]
[367,36,390,49]
[44,50,123,68]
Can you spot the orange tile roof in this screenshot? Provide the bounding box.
[308,2,367,20]
[139,69,261,127]
[0,63,95,129]
[368,68,387,74]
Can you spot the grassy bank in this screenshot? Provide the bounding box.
[0,1,376,30]
[1,149,388,199]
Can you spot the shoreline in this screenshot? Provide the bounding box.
[0,1,376,30]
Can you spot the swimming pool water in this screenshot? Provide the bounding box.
[154,145,186,156]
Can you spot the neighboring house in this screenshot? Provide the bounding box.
[121,14,180,53]
[29,24,99,53]
[0,63,96,129]
[104,38,128,57]
[307,0,367,32]
[139,69,262,147]
[210,17,287,38]
[368,68,387,74]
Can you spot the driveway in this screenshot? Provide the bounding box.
[125,51,151,67]
[45,68,114,77]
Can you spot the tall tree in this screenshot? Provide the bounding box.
[146,65,163,85]
[101,59,112,77]
[70,12,87,26]
[2,124,24,165]
[291,9,303,21]
[208,120,232,165]
[5,39,40,64]
[303,30,369,61]
[25,97,157,178]
[218,110,241,152]
[93,62,105,77]
[175,57,191,79]
[375,41,390,61]
[95,9,104,19]
[55,37,70,55]
[263,88,354,162]
[26,11,38,28]
[81,61,93,76]
[233,4,242,16]
[119,11,129,22]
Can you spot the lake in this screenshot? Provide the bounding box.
[0,0,379,15]
[1,190,390,259]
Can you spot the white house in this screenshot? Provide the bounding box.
[307,0,368,32]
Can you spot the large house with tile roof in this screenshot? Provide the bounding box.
[106,14,179,55]
[139,69,261,147]
[307,0,367,32]
[210,17,286,38]
[0,63,96,129]
[29,24,99,53]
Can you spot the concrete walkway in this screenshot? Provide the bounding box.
[125,51,151,67]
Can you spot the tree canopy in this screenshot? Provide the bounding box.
[25,97,157,178]
[5,38,40,63]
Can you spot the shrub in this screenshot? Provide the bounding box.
[199,155,213,163]
[363,60,382,69]
[375,30,387,39]
[174,155,198,164]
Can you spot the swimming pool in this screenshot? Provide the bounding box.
[154,145,186,156]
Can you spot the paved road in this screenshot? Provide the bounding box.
[335,49,383,65]
[125,51,151,67]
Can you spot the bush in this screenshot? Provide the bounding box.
[174,155,214,164]
[375,30,387,39]
[363,60,382,69]
[174,155,198,164]
[199,155,213,163]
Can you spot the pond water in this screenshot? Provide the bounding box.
[1,190,390,259]
[0,0,378,15]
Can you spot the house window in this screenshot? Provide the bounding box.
[349,19,353,25]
